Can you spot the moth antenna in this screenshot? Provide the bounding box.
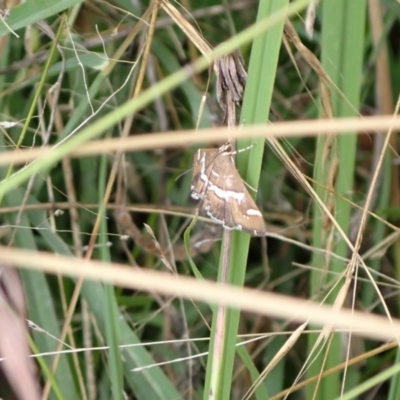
[175,167,194,182]
[243,180,258,193]
[236,142,256,153]
[228,142,257,156]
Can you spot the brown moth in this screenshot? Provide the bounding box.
[191,144,267,236]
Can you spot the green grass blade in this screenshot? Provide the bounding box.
[98,152,124,399]
[336,361,400,400]
[308,1,367,398]
[0,0,84,38]
[203,1,292,399]
[388,348,400,400]
[29,338,64,400]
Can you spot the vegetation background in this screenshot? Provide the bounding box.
[0,0,400,399]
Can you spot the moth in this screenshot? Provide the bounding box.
[191,144,267,236]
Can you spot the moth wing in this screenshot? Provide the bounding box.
[191,170,206,200]
[217,167,266,235]
[228,195,267,236]
[191,150,214,200]
[204,192,227,225]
